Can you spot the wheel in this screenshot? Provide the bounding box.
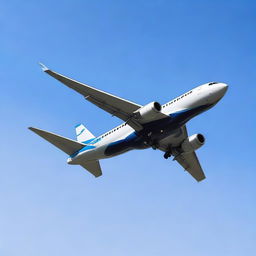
[152,145,157,150]
[164,152,171,159]
[151,141,158,150]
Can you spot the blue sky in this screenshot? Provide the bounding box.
[1,0,256,255]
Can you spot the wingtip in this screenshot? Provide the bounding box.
[28,127,40,133]
[39,62,49,72]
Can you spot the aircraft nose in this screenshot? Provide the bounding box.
[208,82,228,103]
[219,83,228,95]
[220,83,228,94]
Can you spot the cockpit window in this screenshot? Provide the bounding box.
[209,82,218,85]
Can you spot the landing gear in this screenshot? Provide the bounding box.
[164,151,171,159]
[144,133,159,150]
[151,143,158,150]
[164,148,172,159]
[143,140,158,150]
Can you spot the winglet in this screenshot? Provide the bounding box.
[39,62,49,72]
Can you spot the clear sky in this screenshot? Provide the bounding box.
[1,0,256,255]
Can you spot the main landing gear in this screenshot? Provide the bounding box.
[164,151,171,159]
[164,148,172,159]
[143,132,159,150]
[151,143,158,150]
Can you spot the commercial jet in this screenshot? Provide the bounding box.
[29,64,228,181]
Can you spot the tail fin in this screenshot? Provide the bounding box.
[75,124,95,143]
[29,127,85,155]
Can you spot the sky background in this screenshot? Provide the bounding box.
[1,0,256,255]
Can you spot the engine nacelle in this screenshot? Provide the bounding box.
[134,102,162,121]
[181,134,205,153]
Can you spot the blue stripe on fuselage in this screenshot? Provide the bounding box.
[70,136,102,158]
[104,131,147,156]
[104,103,213,157]
[70,145,96,158]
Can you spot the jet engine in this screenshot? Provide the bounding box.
[134,102,162,121]
[181,134,205,153]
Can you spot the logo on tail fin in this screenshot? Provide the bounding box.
[75,124,95,144]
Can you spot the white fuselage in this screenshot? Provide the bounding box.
[68,82,228,164]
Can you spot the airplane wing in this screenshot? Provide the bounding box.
[158,126,206,182]
[173,151,205,181]
[39,63,143,131]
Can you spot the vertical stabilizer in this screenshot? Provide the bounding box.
[75,124,95,143]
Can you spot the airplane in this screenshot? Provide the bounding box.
[29,63,228,182]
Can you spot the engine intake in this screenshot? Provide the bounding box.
[181,134,205,153]
[134,101,162,121]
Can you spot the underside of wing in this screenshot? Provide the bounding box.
[39,64,172,131]
[157,126,188,150]
[40,64,143,130]
[174,151,205,181]
[157,125,206,182]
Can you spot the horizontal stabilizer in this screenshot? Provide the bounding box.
[29,127,85,155]
[80,160,102,177]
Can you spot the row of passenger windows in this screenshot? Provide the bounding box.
[99,90,193,139]
[162,90,192,108]
[101,123,127,138]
